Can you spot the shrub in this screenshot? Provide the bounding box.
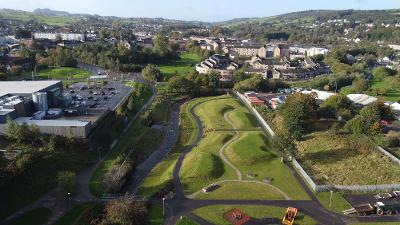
[387,131,400,147]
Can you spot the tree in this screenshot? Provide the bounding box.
[282,93,318,140]
[57,171,76,193]
[153,35,169,58]
[351,78,369,92]
[142,64,160,82]
[320,94,354,119]
[208,70,220,88]
[167,76,194,94]
[233,68,248,83]
[103,196,148,225]
[272,131,296,156]
[372,66,397,81]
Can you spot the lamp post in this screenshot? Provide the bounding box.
[67,192,71,208]
[329,190,333,208]
[162,197,166,217]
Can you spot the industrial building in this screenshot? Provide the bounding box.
[0,81,91,138]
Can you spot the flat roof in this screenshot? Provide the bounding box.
[14,117,90,127]
[0,81,62,97]
[0,109,15,116]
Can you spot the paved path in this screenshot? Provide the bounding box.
[124,102,181,194]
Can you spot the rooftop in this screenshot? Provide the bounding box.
[0,81,62,97]
[14,117,90,127]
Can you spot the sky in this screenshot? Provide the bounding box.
[1,0,400,22]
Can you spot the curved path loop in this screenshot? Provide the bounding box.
[187,110,290,200]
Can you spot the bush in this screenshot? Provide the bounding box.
[387,131,400,148]
[104,159,133,193]
[103,196,148,225]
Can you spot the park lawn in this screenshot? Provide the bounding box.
[179,131,237,194]
[148,204,164,225]
[8,208,52,225]
[54,203,95,225]
[158,53,201,81]
[225,131,310,200]
[10,67,93,81]
[90,117,163,196]
[371,78,400,102]
[176,216,200,225]
[194,96,259,130]
[194,205,317,225]
[296,131,400,186]
[138,98,202,197]
[195,181,285,200]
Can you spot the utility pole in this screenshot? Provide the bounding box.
[329,190,333,208]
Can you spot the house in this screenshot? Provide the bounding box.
[195,54,238,81]
[347,94,378,107]
[273,44,290,59]
[230,45,263,57]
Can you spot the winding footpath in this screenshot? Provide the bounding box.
[164,97,348,225]
[187,110,290,200]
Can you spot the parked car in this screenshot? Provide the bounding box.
[374,193,393,200]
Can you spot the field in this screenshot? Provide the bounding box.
[296,131,400,185]
[315,192,352,214]
[9,67,93,81]
[370,77,400,102]
[7,208,52,225]
[193,205,317,225]
[178,96,309,200]
[0,10,77,26]
[148,204,164,225]
[225,131,310,200]
[176,216,200,225]
[158,53,201,81]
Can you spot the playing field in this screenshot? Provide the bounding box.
[9,67,93,81]
[158,53,201,81]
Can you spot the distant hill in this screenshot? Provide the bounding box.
[217,9,400,27]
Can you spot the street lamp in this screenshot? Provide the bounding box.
[162,197,166,216]
[67,192,71,208]
[329,190,333,208]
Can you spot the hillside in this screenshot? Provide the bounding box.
[218,9,400,27]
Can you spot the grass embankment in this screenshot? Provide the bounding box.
[176,216,200,225]
[137,98,203,197]
[182,96,308,199]
[296,131,400,186]
[54,203,95,225]
[158,53,201,81]
[7,208,52,225]
[89,83,161,197]
[194,205,317,225]
[9,67,93,81]
[225,131,310,200]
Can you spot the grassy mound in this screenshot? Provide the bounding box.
[181,152,224,180]
[227,132,273,166]
[226,132,310,200]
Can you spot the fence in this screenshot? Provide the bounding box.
[234,91,400,192]
[234,91,275,137]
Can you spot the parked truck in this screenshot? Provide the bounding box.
[343,202,400,216]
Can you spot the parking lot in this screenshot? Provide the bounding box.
[65,81,132,114]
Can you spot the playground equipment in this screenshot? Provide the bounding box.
[282,207,298,225]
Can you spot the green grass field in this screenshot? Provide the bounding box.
[315,192,352,214]
[225,131,310,200]
[54,203,95,225]
[194,97,259,130]
[138,98,204,197]
[9,67,93,81]
[8,208,52,225]
[195,181,285,200]
[371,78,400,102]
[0,10,77,26]
[296,131,400,185]
[194,205,317,225]
[179,132,237,194]
[158,53,201,81]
